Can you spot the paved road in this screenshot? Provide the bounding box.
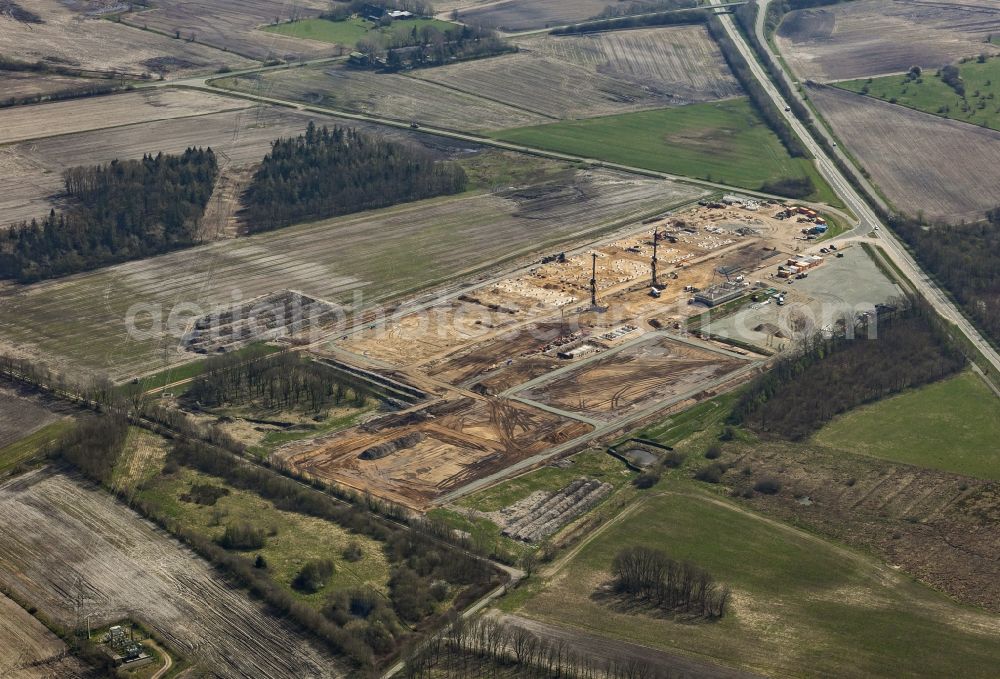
[711,0,1000,376]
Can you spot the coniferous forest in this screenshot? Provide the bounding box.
[0,148,217,282]
[243,122,467,233]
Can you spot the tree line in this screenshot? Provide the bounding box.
[51,414,130,484]
[166,438,501,667]
[375,23,515,70]
[243,122,467,232]
[325,0,436,20]
[611,545,729,619]
[591,0,700,20]
[553,7,708,34]
[707,15,809,160]
[889,213,1000,349]
[0,148,217,282]
[404,615,672,679]
[324,1,513,68]
[184,350,372,412]
[729,303,966,440]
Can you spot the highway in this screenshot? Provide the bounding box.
[710,0,1000,377]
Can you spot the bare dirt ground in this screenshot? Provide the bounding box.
[0,88,251,146]
[724,441,1000,613]
[494,612,763,679]
[776,0,1000,81]
[121,0,335,61]
[0,168,697,380]
[1,105,315,228]
[455,0,611,31]
[517,336,747,422]
[338,201,800,401]
[217,65,548,131]
[0,0,251,80]
[412,26,739,119]
[0,384,64,450]
[275,398,591,509]
[310,203,801,507]
[423,321,574,390]
[0,592,90,679]
[807,84,1000,222]
[337,201,785,374]
[0,468,344,678]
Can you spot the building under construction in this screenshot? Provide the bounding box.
[694,281,748,307]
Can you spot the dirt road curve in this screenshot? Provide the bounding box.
[496,613,763,679]
[148,639,173,679]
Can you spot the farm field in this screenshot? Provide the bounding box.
[214,65,548,131]
[0,168,700,379]
[0,420,74,477]
[515,336,748,423]
[0,105,320,228]
[0,88,251,146]
[455,0,611,31]
[263,16,459,48]
[511,486,1000,678]
[412,26,741,119]
[0,385,64,451]
[836,55,1000,132]
[491,99,834,198]
[0,71,99,104]
[0,592,90,679]
[775,0,1000,82]
[0,0,250,80]
[813,371,1000,480]
[806,84,1000,222]
[0,469,344,678]
[121,0,333,62]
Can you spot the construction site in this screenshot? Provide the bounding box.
[272,199,833,509]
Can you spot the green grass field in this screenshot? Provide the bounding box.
[836,56,1000,132]
[138,467,390,603]
[490,99,840,204]
[512,484,1000,678]
[262,16,458,48]
[813,371,1000,480]
[638,390,740,448]
[0,419,73,475]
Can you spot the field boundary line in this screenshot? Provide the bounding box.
[161,80,801,202]
[401,71,561,120]
[0,101,253,148]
